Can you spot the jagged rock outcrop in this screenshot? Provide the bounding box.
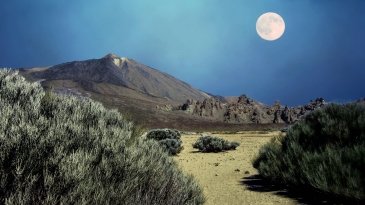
[223,95,267,123]
[280,98,326,123]
[179,95,326,124]
[179,98,226,120]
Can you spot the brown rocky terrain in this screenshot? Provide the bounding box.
[178,95,326,124]
[18,54,326,130]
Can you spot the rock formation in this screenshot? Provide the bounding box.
[179,95,326,124]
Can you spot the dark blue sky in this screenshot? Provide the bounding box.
[1,0,364,105]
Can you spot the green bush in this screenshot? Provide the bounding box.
[0,70,204,204]
[253,103,365,200]
[146,129,183,155]
[193,136,240,152]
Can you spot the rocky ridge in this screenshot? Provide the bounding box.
[178,95,326,124]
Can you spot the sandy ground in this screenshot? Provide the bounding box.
[174,131,296,205]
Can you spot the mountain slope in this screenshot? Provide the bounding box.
[25,54,210,103]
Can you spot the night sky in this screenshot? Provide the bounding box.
[1,0,364,105]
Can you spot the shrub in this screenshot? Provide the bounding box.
[0,70,204,204]
[146,129,183,155]
[253,103,365,200]
[193,136,240,152]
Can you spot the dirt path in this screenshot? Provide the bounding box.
[174,132,296,205]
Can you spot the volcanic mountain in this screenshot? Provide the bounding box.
[23,54,210,103]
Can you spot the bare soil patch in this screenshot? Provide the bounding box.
[175,132,296,205]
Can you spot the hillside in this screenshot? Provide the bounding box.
[21,54,210,103]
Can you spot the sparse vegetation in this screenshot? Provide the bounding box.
[253,103,365,200]
[193,136,240,152]
[146,129,183,155]
[0,70,204,204]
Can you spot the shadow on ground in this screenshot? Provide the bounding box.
[241,175,362,205]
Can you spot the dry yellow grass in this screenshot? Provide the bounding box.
[174,131,296,205]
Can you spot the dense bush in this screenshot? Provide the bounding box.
[193,136,240,152]
[253,103,365,200]
[146,129,183,155]
[0,70,204,204]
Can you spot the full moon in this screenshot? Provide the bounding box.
[256,12,285,41]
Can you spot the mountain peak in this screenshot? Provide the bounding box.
[103,53,120,59]
[103,53,129,67]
